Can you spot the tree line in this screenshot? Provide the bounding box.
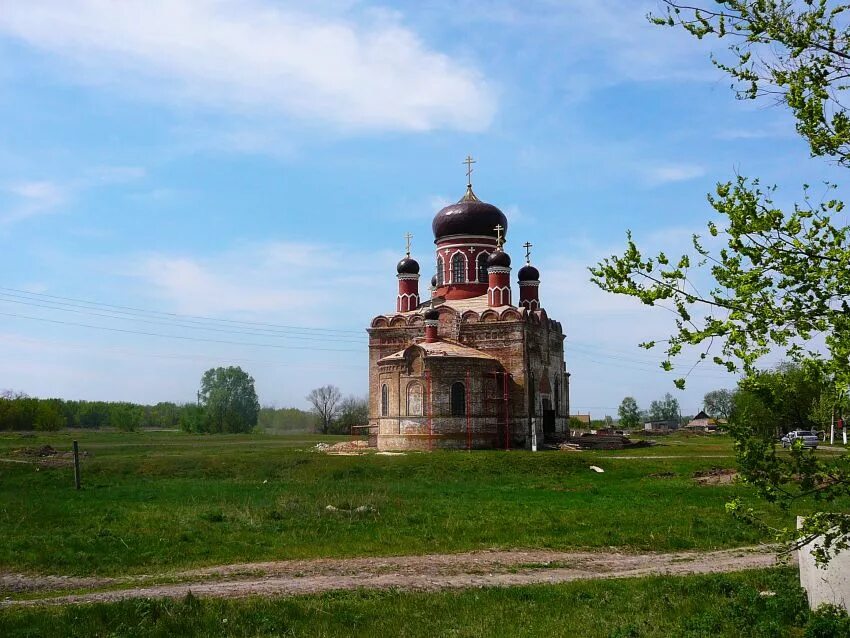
[1,367,369,435]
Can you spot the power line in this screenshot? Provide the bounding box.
[0,286,364,335]
[0,295,366,344]
[0,311,365,354]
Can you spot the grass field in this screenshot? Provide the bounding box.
[0,429,831,578]
[0,568,814,637]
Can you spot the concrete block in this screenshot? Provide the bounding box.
[798,517,850,610]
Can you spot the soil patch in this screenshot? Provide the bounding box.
[693,467,738,485]
[1,546,785,607]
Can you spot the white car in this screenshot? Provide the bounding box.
[781,431,819,449]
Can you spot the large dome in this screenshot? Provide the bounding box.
[432,186,508,241]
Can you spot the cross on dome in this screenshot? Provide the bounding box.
[463,155,476,187]
[404,232,413,257]
[494,224,504,248]
[523,241,532,264]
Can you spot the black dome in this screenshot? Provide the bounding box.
[430,274,437,287]
[518,264,539,281]
[397,257,420,275]
[432,187,508,241]
[423,308,439,320]
[487,250,511,268]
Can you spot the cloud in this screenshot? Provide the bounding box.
[643,163,706,186]
[0,1,495,133]
[0,165,145,228]
[1,180,68,225]
[126,240,397,324]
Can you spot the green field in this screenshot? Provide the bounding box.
[0,430,825,577]
[0,568,818,637]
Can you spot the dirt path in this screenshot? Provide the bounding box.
[2,546,789,607]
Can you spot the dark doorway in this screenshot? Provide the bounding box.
[542,397,555,438]
[451,382,466,417]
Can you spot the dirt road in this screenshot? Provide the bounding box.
[2,546,789,607]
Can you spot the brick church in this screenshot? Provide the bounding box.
[368,161,569,450]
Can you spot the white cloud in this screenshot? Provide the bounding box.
[643,163,706,186]
[0,1,495,133]
[0,165,146,228]
[1,180,67,225]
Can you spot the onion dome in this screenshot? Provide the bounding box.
[423,308,439,321]
[432,186,508,241]
[487,250,511,269]
[397,256,420,275]
[518,264,539,281]
[430,274,437,288]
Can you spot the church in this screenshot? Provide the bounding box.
[367,159,569,450]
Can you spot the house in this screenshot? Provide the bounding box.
[643,419,679,433]
[685,410,719,433]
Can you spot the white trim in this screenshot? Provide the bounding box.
[475,251,490,283]
[436,234,502,244]
[424,319,439,327]
[487,266,510,274]
[518,280,540,286]
[397,273,420,280]
[435,239,498,250]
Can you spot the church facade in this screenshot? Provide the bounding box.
[367,166,569,450]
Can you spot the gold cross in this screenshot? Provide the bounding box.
[523,241,532,264]
[494,224,504,248]
[404,232,413,257]
[463,155,476,186]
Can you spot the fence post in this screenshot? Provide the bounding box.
[72,440,81,490]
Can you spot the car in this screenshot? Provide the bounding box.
[781,430,819,449]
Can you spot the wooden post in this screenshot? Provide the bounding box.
[72,440,81,490]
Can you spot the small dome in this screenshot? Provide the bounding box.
[432,187,508,241]
[487,250,511,268]
[518,264,539,281]
[430,274,437,288]
[397,257,420,275]
[423,308,439,321]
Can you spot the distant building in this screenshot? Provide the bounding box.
[569,414,591,426]
[643,419,679,433]
[685,410,719,433]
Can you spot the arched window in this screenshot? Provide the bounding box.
[451,382,466,417]
[451,253,466,283]
[436,257,444,286]
[406,383,423,416]
[381,384,389,416]
[477,252,489,282]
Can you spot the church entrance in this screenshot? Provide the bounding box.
[541,398,555,439]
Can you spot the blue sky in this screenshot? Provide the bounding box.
[0,1,843,416]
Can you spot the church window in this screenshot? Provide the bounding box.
[451,253,466,283]
[406,383,423,416]
[451,382,466,417]
[381,384,389,416]
[477,252,489,282]
[436,257,444,286]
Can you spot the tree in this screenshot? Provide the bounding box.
[617,397,641,429]
[198,366,260,433]
[306,385,342,434]
[704,389,735,420]
[334,395,369,434]
[648,393,680,422]
[34,401,64,431]
[590,1,850,563]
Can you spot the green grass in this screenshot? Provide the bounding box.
[0,430,831,577]
[0,568,814,637]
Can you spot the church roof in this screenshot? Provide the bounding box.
[377,339,500,365]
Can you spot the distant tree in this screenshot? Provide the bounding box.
[198,366,260,433]
[704,389,735,420]
[179,403,207,433]
[34,401,64,431]
[617,397,641,429]
[334,395,368,434]
[648,393,680,422]
[110,403,142,432]
[307,385,342,434]
[568,416,587,430]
